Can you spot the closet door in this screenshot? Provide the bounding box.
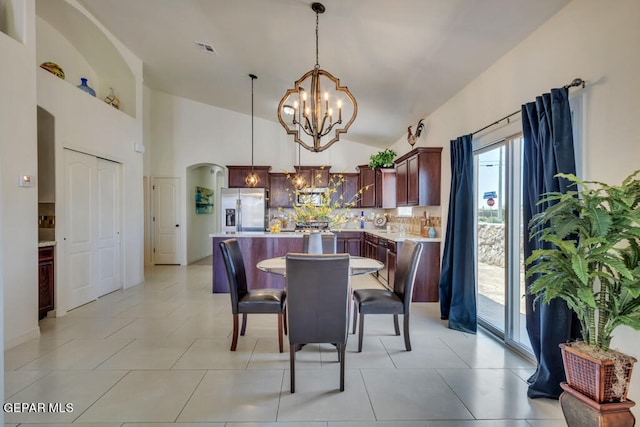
[96,158,121,297]
[65,150,98,309]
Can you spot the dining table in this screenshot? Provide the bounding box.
[256,255,383,277]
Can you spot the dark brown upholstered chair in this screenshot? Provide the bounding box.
[302,232,337,254]
[219,238,286,353]
[285,253,350,393]
[352,239,423,352]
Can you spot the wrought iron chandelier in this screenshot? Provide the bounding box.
[277,2,357,153]
[245,73,260,187]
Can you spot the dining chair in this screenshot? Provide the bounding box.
[352,239,423,352]
[302,232,337,254]
[219,238,286,352]
[285,253,350,393]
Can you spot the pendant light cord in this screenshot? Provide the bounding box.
[315,11,320,69]
[250,74,257,172]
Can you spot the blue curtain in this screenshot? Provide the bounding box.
[522,87,580,399]
[439,134,476,334]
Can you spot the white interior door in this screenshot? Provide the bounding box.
[153,177,181,264]
[65,150,97,309]
[96,158,121,296]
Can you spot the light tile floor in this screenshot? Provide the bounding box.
[4,262,567,426]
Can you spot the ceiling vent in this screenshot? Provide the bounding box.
[194,41,217,55]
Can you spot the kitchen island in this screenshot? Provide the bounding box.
[210,230,441,301]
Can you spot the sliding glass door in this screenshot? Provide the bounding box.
[475,134,531,354]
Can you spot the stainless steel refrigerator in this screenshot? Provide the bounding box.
[220,188,269,232]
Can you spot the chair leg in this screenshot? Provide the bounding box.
[339,343,346,392]
[277,314,283,353]
[231,313,239,351]
[289,345,296,393]
[240,313,248,336]
[352,299,358,334]
[358,313,365,352]
[403,314,412,351]
[283,305,288,335]
[393,314,400,335]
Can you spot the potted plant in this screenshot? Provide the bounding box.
[368,148,397,169]
[526,170,640,404]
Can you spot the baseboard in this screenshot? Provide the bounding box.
[4,326,41,350]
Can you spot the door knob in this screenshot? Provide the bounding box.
[175,224,179,227]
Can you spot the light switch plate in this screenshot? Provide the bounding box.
[18,175,34,187]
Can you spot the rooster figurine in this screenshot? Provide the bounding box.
[407,119,425,147]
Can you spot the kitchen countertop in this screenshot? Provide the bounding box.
[38,241,56,247]
[210,229,441,243]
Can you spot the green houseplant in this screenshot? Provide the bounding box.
[368,149,397,169]
[526,170,640,403]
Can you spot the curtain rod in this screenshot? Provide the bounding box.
[471,77,585,136]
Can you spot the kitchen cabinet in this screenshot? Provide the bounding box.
[336,231,362,256]
[38,246,55,319]
[388,240,441,302]
[357,165,396,208]
[269,173,294,208]
[394,147,442,206]
[364,232,378,260]
[330,173,359,207]
[294,166,330,187]
[227,165,271,188]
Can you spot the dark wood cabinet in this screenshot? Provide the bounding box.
[336,231,362,256]
[330,173,359,207]
[389,240,441,302]
[227,165,271,189]
[269,173,294,208]
[358,165,376,207]
[294,165,330,187]
[358,165,396,208]
[394,147,442,206]
[38,246,55,319]
[364,232,378,260]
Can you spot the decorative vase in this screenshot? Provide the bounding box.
[428,226,436,238]
[77,78,96,97]
[307,231,323,254]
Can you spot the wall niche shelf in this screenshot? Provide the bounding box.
[35,0,136,118]
[0,0,27,44]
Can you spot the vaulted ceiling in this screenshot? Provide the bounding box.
[72,0,570,148]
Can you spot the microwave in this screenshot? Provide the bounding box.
[295,188,329,207]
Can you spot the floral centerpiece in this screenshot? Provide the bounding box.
[279,167,370,230]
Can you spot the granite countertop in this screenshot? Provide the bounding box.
[210,229,441,243]
[38,241,56,247]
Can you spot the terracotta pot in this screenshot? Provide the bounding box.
[560,342,637,403]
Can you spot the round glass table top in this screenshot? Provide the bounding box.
[257,255,383,276]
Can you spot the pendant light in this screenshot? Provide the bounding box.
[277,2,357,153]
[245,73,260,187]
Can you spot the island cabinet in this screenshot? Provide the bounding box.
[269,173,294,208]
[38,246,55,319]
[391,240,441,302]
[330,173,360,207]
[212,235,303,292]
[335,231,362,256]
[357,165,396,208]
[394,147,442,206]
[227,165,271,189]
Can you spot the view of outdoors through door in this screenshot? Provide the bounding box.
[476,135,531,355]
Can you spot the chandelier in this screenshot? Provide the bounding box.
[245,73,260,187]
[277,2,357,153]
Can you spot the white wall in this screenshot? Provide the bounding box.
[35,3,144,317]
[149,90,379,264]
[1,0,38,358]
[387,0,640,408]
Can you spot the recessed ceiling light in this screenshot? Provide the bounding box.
[194,41,217,55]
